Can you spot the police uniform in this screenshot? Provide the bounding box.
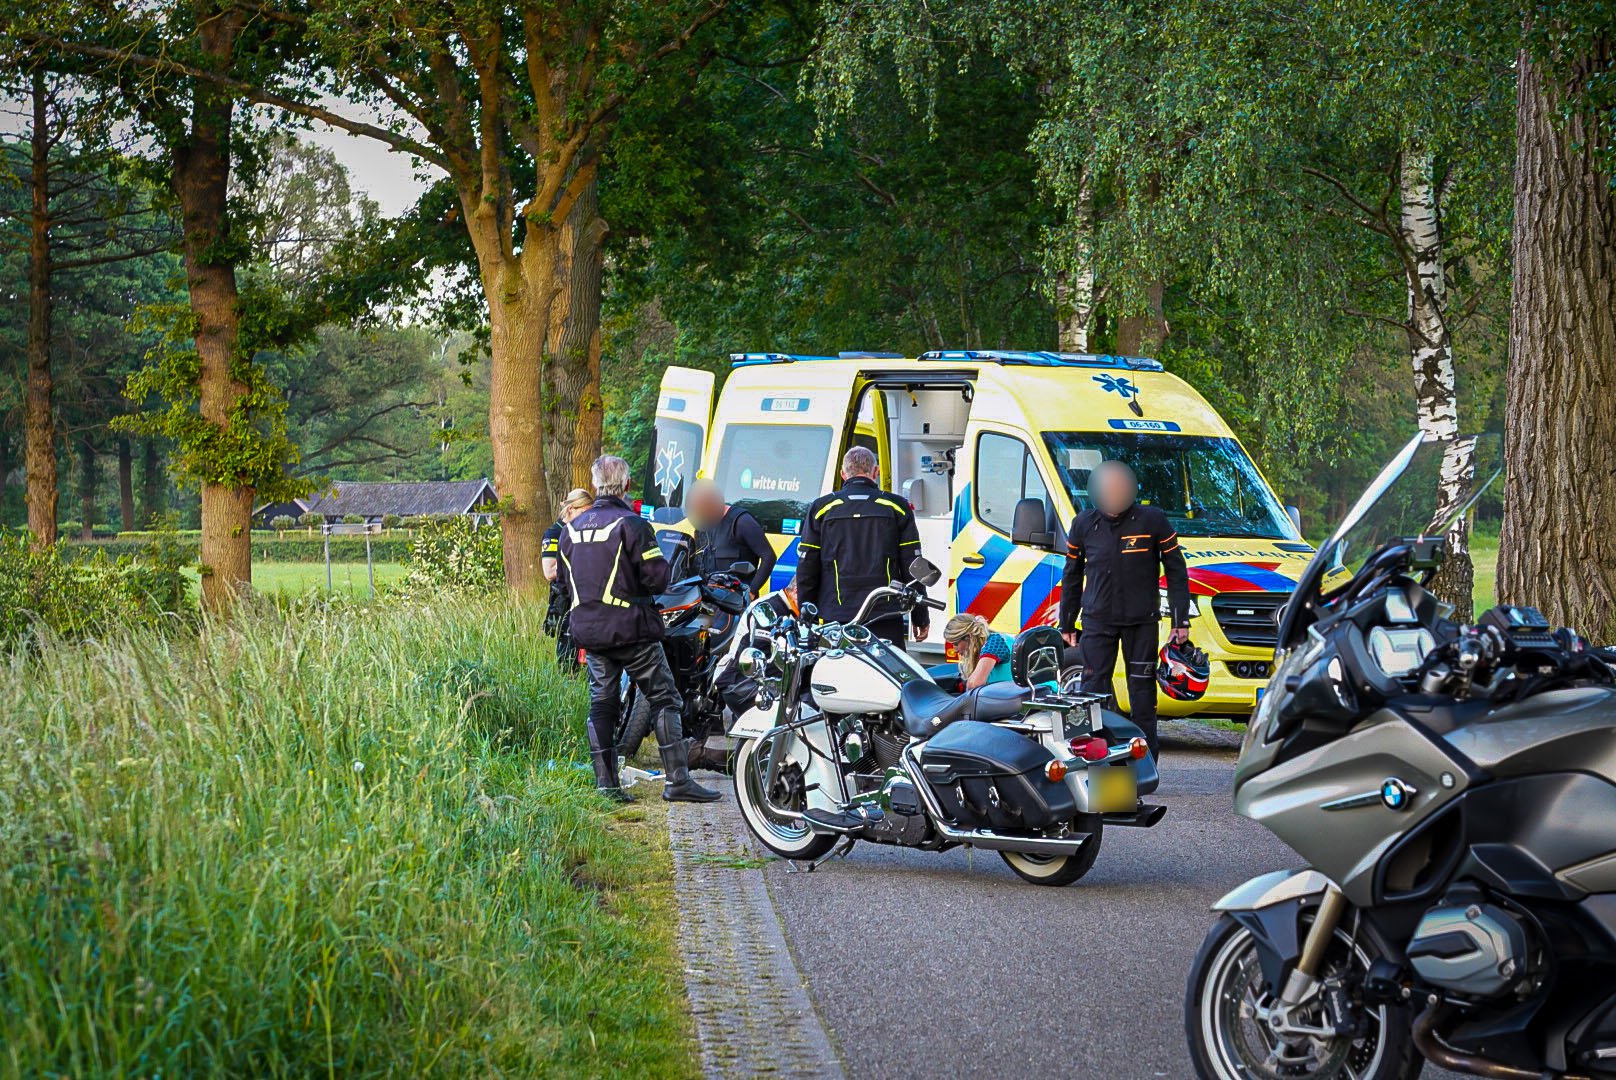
[541,519,577,669]
[1058,502,1191,754]
[559,494,716,801]
[693,504,776,595]
[798,476,930,645]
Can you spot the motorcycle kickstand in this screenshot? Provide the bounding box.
[787,836,856,874]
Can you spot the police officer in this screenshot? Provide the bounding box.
[798,446,931,647]
[1058,459,1190,757]
[687,479,776,596]
[542,488,594,671]
[559,455,722,804]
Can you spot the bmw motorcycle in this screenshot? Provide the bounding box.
[1185,432,1616,1079]
[617,535,753,770]
[729,558,1166,886]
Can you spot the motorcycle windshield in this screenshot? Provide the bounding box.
[1276,432,1504,651]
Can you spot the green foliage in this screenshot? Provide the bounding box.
[114,300,311,501]
[0,601,698,1076]
[340,513,365,524]
[396,517,505,597]
[0,530,192,649]
[297,511,322,527]
[380,513,402,529]
[269,514,295,531]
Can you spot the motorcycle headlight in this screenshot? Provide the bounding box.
[737,647,767,678]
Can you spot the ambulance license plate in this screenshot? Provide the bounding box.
[1089,764,1137,813]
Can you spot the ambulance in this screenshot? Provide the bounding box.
[646,350,1313,717]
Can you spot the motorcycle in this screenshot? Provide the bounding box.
[728,557,1166,886]
[1184,431,1616,1080]
[616,534,754,772]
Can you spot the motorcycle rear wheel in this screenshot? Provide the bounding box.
[998,818,1103,886]
[732,736,837,861]
[1184,913,1422,1080]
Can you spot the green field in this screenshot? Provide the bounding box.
[177,560,409,597]
[1472,534,1499,609]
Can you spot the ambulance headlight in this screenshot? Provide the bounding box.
[1160,589,1200,618]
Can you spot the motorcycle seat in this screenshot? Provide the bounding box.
[898,681,1035,740]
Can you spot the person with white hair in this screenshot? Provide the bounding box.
[798,446,931,647]
[558,455,722,803]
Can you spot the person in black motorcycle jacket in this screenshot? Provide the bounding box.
[542,487,595,671]
[1058,459,1191,757]
[798,446,930,647]
[687,479,776,597]
[559,455,722,804]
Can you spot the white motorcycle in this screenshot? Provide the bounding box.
[729,558,1166,886]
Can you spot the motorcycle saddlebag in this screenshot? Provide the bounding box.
[918,720,1075,831]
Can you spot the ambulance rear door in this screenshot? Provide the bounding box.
[646,366,715,520]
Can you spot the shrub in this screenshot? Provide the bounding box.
[340,513,366,525]
[396,517,504,597]
[270,514,295,533]
[0,602,695,1076]
[64,535,415,563]
[0,531,193,650]
[381,513,403,530]
[297,511,322,528]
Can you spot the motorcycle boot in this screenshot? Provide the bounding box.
[586,695,631,802]
[590,748,633,803]
[655,707,722,803]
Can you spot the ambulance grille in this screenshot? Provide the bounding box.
[1210,592,1287,650]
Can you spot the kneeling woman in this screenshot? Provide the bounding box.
[943,613,1014,690]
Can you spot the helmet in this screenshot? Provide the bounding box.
[1157,639,1211,701]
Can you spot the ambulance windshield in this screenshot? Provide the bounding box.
[1043,432,1300,541]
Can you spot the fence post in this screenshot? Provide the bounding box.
[366,530,375,599]
[324,525,332,593]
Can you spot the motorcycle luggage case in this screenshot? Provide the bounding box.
[919,720,1075,831]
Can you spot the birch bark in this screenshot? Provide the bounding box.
[1055,166,1095,353]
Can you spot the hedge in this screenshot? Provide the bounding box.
[63,535,415,563]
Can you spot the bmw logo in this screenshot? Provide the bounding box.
[1379,777,1416,811]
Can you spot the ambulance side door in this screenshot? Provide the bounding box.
[647,367,715,519]
[950,427,1064,634]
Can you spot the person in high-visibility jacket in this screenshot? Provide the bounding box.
[798,446,931,647]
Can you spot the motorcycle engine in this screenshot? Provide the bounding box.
[1407,900,1537,999]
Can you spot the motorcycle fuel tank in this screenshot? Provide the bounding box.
[1233,709,1469,906]
[811,650,903,713]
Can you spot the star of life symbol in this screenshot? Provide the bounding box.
[654,443,685,499]
[1092,373,1140,399]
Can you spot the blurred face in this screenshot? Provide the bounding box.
[1089,460,1138,516]
[689,486,723,528]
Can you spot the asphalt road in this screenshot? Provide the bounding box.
[757,749,1454,1080]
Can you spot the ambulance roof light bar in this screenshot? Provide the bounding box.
[729,352,840,366]
[918,349,1165,372]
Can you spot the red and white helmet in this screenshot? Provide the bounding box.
[1157,639,1211,701]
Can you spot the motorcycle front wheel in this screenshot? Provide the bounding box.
[998,817,1103,886]
[732,735,837,861]
[1185,914,1423,1080]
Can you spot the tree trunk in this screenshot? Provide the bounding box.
[555,177,607,495]
[24,70,58,549]
[1113,279,1167,357]
[116,436,135,532]
[139,438,163,527]
[1499,41,1616,637]
[1399,149,1475,618]
[1055,166,1096,353]
[77,436,97,540]
[174,74,252,611]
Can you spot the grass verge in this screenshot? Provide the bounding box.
[0,601,697,1078]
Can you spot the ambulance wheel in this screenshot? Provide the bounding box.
[999,819,1102,886]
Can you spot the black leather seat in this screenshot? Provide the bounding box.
[897,681,1035,739]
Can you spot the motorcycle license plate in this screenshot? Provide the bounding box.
[1089,764,1137,813]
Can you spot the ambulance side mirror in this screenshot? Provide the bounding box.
[1286,505,1303,535]
[1011,498,1056,549]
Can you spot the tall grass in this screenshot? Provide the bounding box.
[0,601,696,1078]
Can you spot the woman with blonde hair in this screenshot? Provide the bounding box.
[943,613,1015,690]
[542,488,596,669]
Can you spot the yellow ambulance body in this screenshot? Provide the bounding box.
[649,351,1313,717]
